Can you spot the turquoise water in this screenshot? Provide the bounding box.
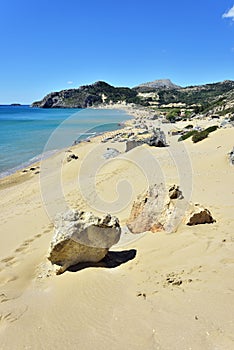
[0,106,130,177]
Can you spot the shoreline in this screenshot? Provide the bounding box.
[0,149,60,180]
[0,101,229,186]
[0,107,134,182]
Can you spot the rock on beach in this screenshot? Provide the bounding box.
[48,210,121,274]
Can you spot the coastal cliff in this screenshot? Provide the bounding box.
[31,81,140,108]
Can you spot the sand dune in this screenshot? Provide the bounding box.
[0,122,234,349]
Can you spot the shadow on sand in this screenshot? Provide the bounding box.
[68,249,137,273]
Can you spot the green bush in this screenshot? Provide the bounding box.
[192,130,209,143]
[205,125,218,133]
[166,115,176,123]
[178,130,197,141]
[191,125,218,143]
[168,108,180,115]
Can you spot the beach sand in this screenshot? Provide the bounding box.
[0,112,234,349]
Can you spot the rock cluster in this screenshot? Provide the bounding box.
[101,125,167,149]
[125,129,166,151]
[48,210,121,274]
[47,186,216,274]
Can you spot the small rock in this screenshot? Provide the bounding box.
[172,280,182,286]
[67,154,78,162]
[186,205,215,226]
[147,129,166,147]
[169,185,183,199]
[228,147,234,165]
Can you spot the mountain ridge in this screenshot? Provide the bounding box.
[134,78,181,90]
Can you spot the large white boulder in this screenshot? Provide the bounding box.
[48,210,121,274]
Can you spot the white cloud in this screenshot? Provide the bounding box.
[222,6,234,20]
[67,81,73,84]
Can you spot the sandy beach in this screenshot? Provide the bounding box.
[0,107,234,349]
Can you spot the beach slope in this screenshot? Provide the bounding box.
[0,125,234,349]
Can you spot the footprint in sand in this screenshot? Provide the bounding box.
[14,242,29,253]
[13,230,47,255]
[0,293,10,303]
[0,305,28,324]
[6,275,18,283]
[0,224,53,283]
[5,260,18,268]
[0,258,18,270]
[0,256,17,272]
[42,229,51,234]
[0,271,19,286]
[35,233,42,238]
[1,256,15,264]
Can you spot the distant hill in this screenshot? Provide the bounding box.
[156,80,234,108]
[134,79,181,92]
[135,79,234,116]
[31,81,140,108]
[31,79,234,117]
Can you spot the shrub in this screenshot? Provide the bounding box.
[166,115,176,123]
[192,130,209,143]
[191,125,218,143]
[178,130,197,141]
[166,108,181,122]
[205,125,218,133]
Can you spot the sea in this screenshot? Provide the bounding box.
[0,105,131,178]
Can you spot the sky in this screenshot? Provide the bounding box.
[1,0,234,103]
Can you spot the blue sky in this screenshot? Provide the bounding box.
[1,0,234,103]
